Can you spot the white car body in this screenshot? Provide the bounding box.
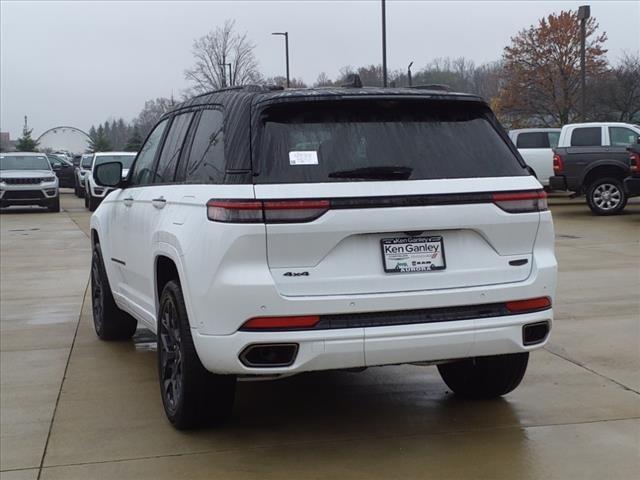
[76,153,94,191]
[0,152,59,208]
[85,152,135,200]
[509,128,561,187]
[91,89,557,378]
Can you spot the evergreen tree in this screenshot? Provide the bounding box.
[124,127,143,152]
[90,125,112,152]
[15,128,39,151]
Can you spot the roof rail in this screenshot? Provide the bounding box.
[409,84,451,92]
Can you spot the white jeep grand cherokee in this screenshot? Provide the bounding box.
[90,85,557,429]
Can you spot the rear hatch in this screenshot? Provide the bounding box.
[252,97,543,297]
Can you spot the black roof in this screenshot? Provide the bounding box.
[169,85,484,115]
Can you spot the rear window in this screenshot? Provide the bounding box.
[571,127,602,147]
[255,99,526,183]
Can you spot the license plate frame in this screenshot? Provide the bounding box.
[380,236,446,273]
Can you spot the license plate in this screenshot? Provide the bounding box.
[381,236,446,273]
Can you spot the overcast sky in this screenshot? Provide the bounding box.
[1,0,638,138]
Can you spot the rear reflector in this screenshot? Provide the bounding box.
[493,190,547,213]
[506,297,552,313]
[207,199,330,223]
[241,315,321,330]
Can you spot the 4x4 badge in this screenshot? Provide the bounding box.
[283,271,309,277]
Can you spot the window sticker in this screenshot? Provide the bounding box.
[289,151,319,166]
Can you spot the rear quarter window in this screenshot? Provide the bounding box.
[255,99,526,184]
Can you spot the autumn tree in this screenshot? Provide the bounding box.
[497,10,608,126]
[184,20,261,94]
[15,128,39,151]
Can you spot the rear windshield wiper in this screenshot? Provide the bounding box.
[328,166,413,180]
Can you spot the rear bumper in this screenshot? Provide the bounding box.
[549,175,567,191]
[193,309,553,375]
[623,176,640,195]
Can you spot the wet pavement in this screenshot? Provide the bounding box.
[1,192,639,479]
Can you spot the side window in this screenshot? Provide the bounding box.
[516,132,549,149]
[609,127,638,147]
[154,112,194,183]
[547,131,560,148]
[129,119,169,186]
[570,127,602,147]
[184,109,225,184]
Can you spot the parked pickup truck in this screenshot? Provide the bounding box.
[550,122,640,215]
[624,145,640,196]
[509,128,560,187]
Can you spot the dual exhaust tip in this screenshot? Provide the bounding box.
[239,321,550,368]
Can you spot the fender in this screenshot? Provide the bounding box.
[153,240,198,332]
[579,159,630,186]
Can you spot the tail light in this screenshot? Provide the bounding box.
[506,297,552,313]
[553,153,564,174]
[241,315,320,330]
[630,152,639,173]
[492,190,547,213]
[207,199,330,223]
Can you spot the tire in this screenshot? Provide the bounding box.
[78,184,85,198]
[48,195,60,213]
[84,189,89,209]
[158,280,236,429]
[586,177,627,215]
[437,352,529,399]
[88,194,100,212]
[91,243,137,340]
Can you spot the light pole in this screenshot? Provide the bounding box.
[578,5,590,121]
[381,0,388,87]
[219,63,232,87]
[407,61,414,87]
[272,32,290,88]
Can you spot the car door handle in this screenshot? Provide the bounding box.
[152,197,166,209]
[123,197,134,207]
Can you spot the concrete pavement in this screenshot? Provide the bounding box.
[1,192,639,479]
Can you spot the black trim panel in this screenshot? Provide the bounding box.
[111,257,126,266]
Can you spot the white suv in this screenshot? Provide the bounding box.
[90,85,557,429]
[84,152,136,211]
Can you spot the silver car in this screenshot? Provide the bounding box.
[0,152,60,212]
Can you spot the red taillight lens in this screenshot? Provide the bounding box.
[241,315,321,330]
[492,190,547,213]
[553,153,564,174]
[506,297,552,313]
[207,199,330,223]
[630,153,639,173]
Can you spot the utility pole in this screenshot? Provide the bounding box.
[407,61,414,87]
[578,5,590,122]
[272,32,290,87]
[23,115,28,136]
[381,0,388,87]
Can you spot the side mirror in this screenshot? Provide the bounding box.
[94,161,123,188]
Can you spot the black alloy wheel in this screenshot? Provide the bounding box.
[159,294,183,416]
[91,252,104,334]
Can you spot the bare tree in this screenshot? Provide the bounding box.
[135,97,173,137]
[314,72,333,87]
[592,53,640,122]
[263,76,307,88]
[184,19,261,94]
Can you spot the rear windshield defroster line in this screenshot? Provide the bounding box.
[254,99,527,184]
